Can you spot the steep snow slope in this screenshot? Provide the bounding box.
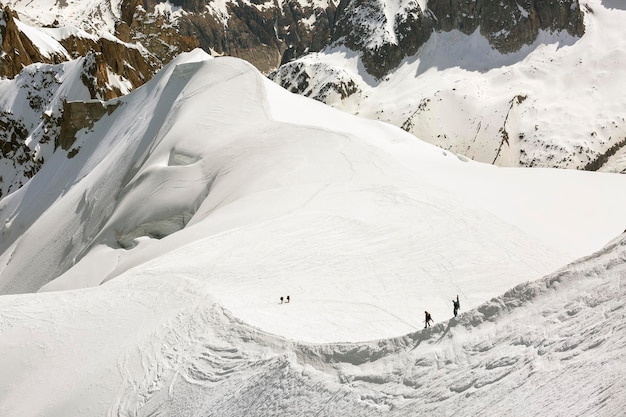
[271,0,626,172]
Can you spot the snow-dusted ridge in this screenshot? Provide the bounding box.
[1,49,626,415]
[1,48,626,323]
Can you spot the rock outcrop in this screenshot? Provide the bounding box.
[56,100,122,151]
[0,52,125,198]
[152,0,338,74]
[0,1,197,94]
[270,60,361,106]
[0,112,39,199]
[332,0,434,79]
[429,0,585,54]
[0,6,67,78]
[331,0,585,79]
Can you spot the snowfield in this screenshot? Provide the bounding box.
[1,50,626,415]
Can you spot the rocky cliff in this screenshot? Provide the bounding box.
[268,1,626,173]
[429,0,585,53]
[128,0,586,79]
[0,6,67,78]
[138,0,338,74]
[0,1,198,197]
[329,0,584,78]
[0,1,200,89]
[0,53,126,199]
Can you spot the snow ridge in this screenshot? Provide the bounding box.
[2,233,623,416]
[1,47,626,416]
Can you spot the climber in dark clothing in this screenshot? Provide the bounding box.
[453,295,460,317]
[424,311,433,328]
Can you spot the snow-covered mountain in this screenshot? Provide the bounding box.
[3,0,585,79]
[1,51,626,415]
[0,2,196,87]
[0,53,125,198]
[2,0,626,414]
[271,0,626,171]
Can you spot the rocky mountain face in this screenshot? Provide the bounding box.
[0,1,198,197]
[140,0,339,74]
[0,3,197,93]
[268,0,626,174]
[0,7,65,77]
[0,0,587,97]
[279,0,585,78]
[5,0,583,84]
[271,0,587,119]
[269,0,587,85]
[138,0,585,79]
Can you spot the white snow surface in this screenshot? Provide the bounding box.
[5,0,123,33]
[1,50,626,415]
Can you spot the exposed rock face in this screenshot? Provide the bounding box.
[332,0,433,79]
[57,100,122,151]
[428,0,585,54]
[0,6,67,78]
[0,8,144,96]
[1,1,197,92]
[331,0,584,79]
[0,112,39,199]
[138,0,584,79]
[156,0,339,74]
[115,3,200,72]
[0,0,586,83]
[270,60,361,105]
[0,53,125,198]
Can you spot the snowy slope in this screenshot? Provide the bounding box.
[4,0,123,33]
[1,49,626,317]
[1,218,625,416]
[0,50,620,292]
[1,49,626,415]
[271,0,626,172]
